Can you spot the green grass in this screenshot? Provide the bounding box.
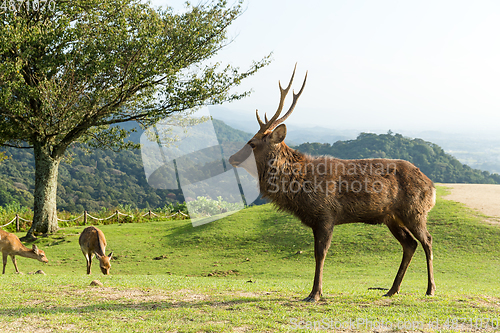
[1,185,500,332]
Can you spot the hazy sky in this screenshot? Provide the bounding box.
[150,0,500,134]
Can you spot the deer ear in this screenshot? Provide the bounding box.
[108,252,113,260]
[270,124,287,144]
[32,244,39,254]
[94,252,102,259]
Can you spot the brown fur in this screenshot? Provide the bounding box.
[258,143,435,228]
[229,68,436,302]
[0,229,49,274]
[79,226,113,275]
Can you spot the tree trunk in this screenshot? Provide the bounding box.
[24,142,61,240]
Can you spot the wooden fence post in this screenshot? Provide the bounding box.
[149,209,152,220]
[116,210,119,223]
[84,211,87,225]
[15,214,19,232]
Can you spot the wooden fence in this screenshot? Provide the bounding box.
[0,209,189,232]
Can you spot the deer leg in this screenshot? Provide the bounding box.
[10,255,20,273]
[82,252,91,274]
[2,253,7,274]
[87,254,92,274]
[408,225,436,296]
[303,225,333,302]
[385,221,418,296]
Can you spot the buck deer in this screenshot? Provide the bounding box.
[228,65,436,302]
[0,229,49,274]
[79,226,113,275]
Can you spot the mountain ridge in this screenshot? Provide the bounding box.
[0,119,497,212]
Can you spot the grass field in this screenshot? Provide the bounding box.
[1,185,500,332]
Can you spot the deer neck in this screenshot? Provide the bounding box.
[258,143,307,199]
[14,244,38,259]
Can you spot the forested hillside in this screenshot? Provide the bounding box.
[295,131,500,184]
[0,120,252,211]
[0,145,173,212]
[0,123,498,212]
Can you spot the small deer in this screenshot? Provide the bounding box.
[0,229,49,274]
[79,226,113,275]
[229,65,436,302]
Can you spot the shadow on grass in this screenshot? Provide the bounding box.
[0,296,291,316]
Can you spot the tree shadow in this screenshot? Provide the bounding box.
[0,296,287,317]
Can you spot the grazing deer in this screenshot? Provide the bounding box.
[0,229,49,274]
[228,65,436,302]
[79,226,113,275]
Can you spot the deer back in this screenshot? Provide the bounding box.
[0,229,22,254]
[79,226,113,274]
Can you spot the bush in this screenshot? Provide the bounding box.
[186,196,242,218]
[0,201,32,232]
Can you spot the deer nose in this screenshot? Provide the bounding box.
[228,155,238,167]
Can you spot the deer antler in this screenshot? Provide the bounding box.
[256,109,265,128]
[270,71,307,130]
[257,64,307,133]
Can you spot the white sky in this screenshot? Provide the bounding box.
[150,0,500,134]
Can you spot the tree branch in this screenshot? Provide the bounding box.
[1,143,34,149]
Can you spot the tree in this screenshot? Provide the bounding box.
[0,0,269,239]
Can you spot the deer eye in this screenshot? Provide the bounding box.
[249,142,256,149]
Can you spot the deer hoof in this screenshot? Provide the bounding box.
[302,296,317,302]
[383,290,398,297]
[302,295,320,302]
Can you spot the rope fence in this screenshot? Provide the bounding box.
[0,217,16,228]
[0,209,189,232]
[56,213,85,222]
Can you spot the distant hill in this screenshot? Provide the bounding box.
[294,132,500,184]
[0,122,498,212]
[212,119,253,144]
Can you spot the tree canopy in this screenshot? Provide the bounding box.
[0,0,270,238]
[1,0,268,151]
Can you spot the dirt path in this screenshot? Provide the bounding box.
[439,183,500,218]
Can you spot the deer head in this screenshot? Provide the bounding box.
[32,244,49,263]
[95,251,113,275]
[229,65,307,176]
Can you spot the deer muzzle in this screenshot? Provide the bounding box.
[229,144,258,178]
[229,144,252,167]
